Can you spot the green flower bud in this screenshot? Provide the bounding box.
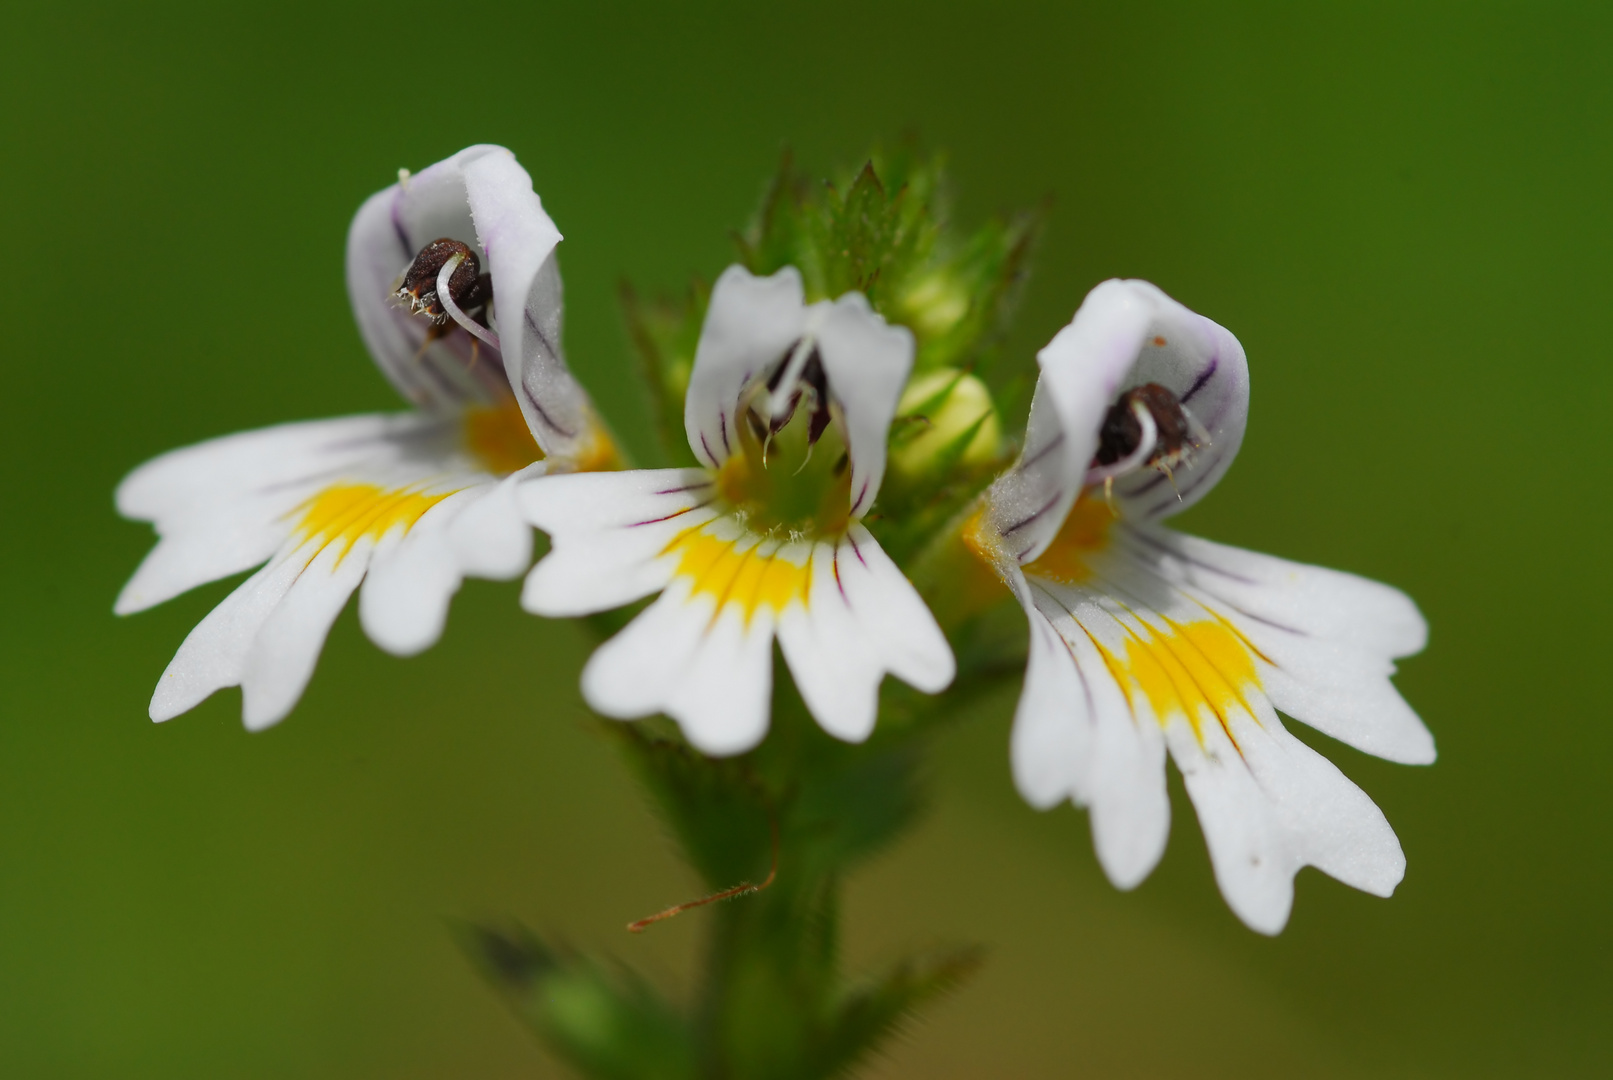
[890,368,1002,479]
[898,269,972,341]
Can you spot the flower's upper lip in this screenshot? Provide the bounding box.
[683,265,915,521]
[346,145,600,464]
[986,278,1250,564]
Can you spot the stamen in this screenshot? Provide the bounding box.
[792,440,816,476]
[1159,459,1182,499]
[1182,404,1213,453]
[393,238,499,355]
[1085,398,1158,486]
[435,254,501,353]
[1086,382,1206,497]
[765,336,818,424]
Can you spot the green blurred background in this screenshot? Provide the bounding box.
[2,1,1607,1075]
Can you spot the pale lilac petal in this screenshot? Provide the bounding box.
[683,266,807,468]
[461,150,599,460]
[987,279,1249,561]
[813,294,915,516]
[346,147,513,410]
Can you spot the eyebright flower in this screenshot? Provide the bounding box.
[116,145,614,730]
[970,279,1433,934]
[520,265,956,755]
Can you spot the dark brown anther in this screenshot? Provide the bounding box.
[394,238,494,326]
[1092,382,1196,469]
[762,343,832,444]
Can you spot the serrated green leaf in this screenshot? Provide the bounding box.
[813,945,986,1078]
[619,280,708,468]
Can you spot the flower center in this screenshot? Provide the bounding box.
[1086,382,1206,492]
[394,238,501,352]
[463,397,545,474]
[718,346,852,538]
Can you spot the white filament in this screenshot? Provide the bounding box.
[1083,398,1158,486]
[435,254,502,354]
[763,335,818,424]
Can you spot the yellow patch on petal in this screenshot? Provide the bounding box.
[936,507,1013,615]
[1022,494,1113,585]
[463,398,546,474]
[664,526,813,624]
[292,483,450,564]
[1096,615,1264,746]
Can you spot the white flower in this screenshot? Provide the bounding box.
[116,145,614,730]
[520,266,955,756]
[972,279,1433,934]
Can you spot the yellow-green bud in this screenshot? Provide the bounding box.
[890,368,1002,478]
[898,270,971,340]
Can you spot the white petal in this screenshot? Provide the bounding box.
[1120,526,1435,764]
[117,414,395,523]
[131,424,504,723]
[519,469,718,616]
[115,415,418,615]
[776,526,954,743]
[447,466,541,580]
[835,524,954,693]
[812,293,915,516]
[1138,528,1427,657]
[116,411,487,615]
[241,539,375,730]
[1038,565,1406,932]
[149,549,311,722]
[1168,708,1405,935]
[1008,609,1093,810]
[359,489,483,657]
[773,540,883,742]
[582,579,774,756]
[683,266,807,467]
[1015,568,1170,890]
[116,517,287,618]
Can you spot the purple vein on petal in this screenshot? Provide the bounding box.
[1002,491,1062,537]
[1181,355,1218,404]
[1015,431,1066,475]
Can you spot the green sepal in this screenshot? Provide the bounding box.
[609,723,775,890]
[735,145,1044,383]
[620,278,710,469]
[461,924,700,1080]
